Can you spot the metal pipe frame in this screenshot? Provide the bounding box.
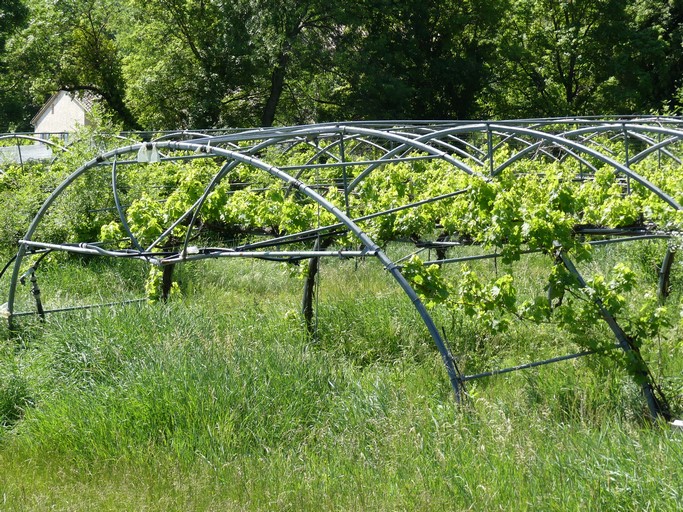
[5,118,683,409]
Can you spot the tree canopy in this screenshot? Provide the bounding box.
[0,0,29,129]
[1,0,683,131]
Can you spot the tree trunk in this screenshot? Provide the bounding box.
[261,51,289,127]
[302,237,332,337]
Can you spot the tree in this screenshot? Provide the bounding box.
[481,0,675,117]
[123,0,346,129]
[333,0,504,120]
[0,0,27,51]
[0,0,29,130]
[627,0,683,112]
[5,0,140,129]
[252,0,346,126]
[121,0,257,129]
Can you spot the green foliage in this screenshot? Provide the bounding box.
[2,120,683,512]
[0,161,58,247]
[401,257,451,308]
[119,0,349,127]
[0,256,682,510]
[5,0,683,128]
[144,266,181,302]
[438,166,597,263]
[0,372,32,428]
[0,0,30,130]
[0,1,27,51]
[403,245,674,378]
[336,0,504,120]
[482,0,675,116]
[3,0,138,128]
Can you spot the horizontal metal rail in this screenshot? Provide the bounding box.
[460,345,619,382]
[17,240,376,265]
[422,234,671,265]
[18,240,163,262]
[234,188,470,252]
[11,298,147,318]
[159,249,377,265]
[279,154,440,171]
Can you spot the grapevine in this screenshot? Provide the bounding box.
[5,119,683,419]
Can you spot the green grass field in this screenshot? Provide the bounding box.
[1,244,682,510]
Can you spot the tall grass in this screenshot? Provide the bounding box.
[0,245,682,510]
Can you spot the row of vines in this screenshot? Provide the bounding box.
[2,120,683,418]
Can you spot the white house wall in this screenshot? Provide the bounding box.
[33,91,89,134]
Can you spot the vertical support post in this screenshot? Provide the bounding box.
[435,232,449,264]
[340,133,350,216]
[18,260,47,321]
[16,136,24,171]
[486,124,494,176]
[558,248,671,421]
[161,264,175,301]
[30,271,45,320]
[658,248,675,302]
[623,124,631,195]
[302,237,322,337]
[302,236,335,338]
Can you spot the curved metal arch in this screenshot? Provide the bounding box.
[629,134,683,166]
[194,123,480,196]
[570,131,618,158]
[560,123,683,147]
[492,137,598,177]
[344,122,599,192]
[152,130,219,142]
[204,129,390,198]
[210,125,385,162]
[391,123,682,209]
[381,124,594,181]
[388,127,487,166]
[7,139,464,400]
[299,138,344,165]
[342,133,395,158]
[346,124,484,192]
[499,141,598,177]
[287,132,389,168]
[0,134,68,153]
[492,130,564,164]
[561,123,683,147]
[488,124,682,210]
[388,125,558,171]
[489,131,565,171]
[409,124,568,168]
[7,143,141,317]
[280,136,331,159]
[212,121,683,211]
[559,123,683,167]
[429,134,487,166]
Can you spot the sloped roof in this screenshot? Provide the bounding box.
[31,90,98,127]
[76,92,97,111]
